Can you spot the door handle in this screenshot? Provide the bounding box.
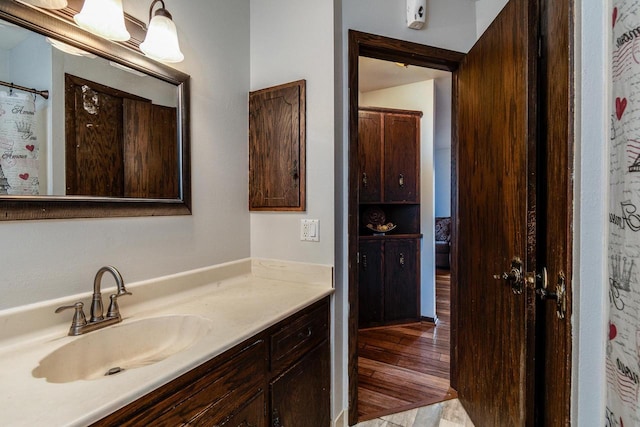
[493,257,524,294]
[362,172,368,188]
[527,268,567,319]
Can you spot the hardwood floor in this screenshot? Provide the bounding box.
[357,269,456,422]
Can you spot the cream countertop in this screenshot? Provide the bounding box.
[0,258,334,427]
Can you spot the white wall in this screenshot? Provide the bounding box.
[0,0,252,310]
[249,0,335,266]
[360,80,437,319]
[434,76,452,218]
[573,0,609,424]
[249,0,337,420]
[475,0,508,38]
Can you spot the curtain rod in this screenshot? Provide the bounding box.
[0,80,49,99]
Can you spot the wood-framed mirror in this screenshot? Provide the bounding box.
[0,0,190,220]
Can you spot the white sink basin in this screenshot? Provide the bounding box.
[32,315,212,383]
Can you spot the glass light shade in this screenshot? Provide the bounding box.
[140,13,184,63]
[18,0,68,9]
[46,37,97,58]
[73,0,130,42]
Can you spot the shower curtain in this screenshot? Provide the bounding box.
[0,91,40,195]
[609,1,640,425]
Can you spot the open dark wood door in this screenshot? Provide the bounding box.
[454,0,538,425]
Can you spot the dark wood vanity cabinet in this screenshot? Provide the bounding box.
[93,297,330,427]
[358,237,421,328]
[269,300,330,427]
[358,107,421,203]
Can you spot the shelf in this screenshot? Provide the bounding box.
[359,233,422,240]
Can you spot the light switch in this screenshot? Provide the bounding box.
[301,219,320,242]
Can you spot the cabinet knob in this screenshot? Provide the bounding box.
[398,174,405,188]
[291,160,299,180]
[362,172,368,188]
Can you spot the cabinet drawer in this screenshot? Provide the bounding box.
[270,300,329,374]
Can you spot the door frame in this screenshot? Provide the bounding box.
[347,30,464,425]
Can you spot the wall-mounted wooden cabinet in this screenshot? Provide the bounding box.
[93,298,330,427]
[249,80,306,211]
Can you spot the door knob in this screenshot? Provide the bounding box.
[494,257,524,294]
[528,268,567,319]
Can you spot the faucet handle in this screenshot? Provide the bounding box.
[106,291,130,319]
[55,302,87,335]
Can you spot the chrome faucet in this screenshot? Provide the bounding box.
[56,266,132,336]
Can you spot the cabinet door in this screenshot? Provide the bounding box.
[249,80,306,211]
[384,114,419,202]
[205,391,265,427]
[358,111,383,203]
[384,239,420,322]
[358,240,384,328]
[270,341,330,427]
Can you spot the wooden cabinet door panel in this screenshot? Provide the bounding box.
[249,80,305,211]
[190,391,265,427]
[384,114,419,202]
[384,239,420,322]
[358,111,383,203]
[270,341,330,427]
[358,240,384,328]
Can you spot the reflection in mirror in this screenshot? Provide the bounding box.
[0,17,178,198]
[65,74,178,198]
[0,1,191,220]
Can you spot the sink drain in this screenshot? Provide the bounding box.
[105,367,125,376]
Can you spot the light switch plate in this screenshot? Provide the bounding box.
[301,219,320,242]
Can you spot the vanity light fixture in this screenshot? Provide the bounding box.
[73,0,130,42]
[17,0,68,9]
[140,0,184,63]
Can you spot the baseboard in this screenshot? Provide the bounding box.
[333,409,347,427]
[421,315,437,324]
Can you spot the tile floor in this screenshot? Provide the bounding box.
[355,399,474,427]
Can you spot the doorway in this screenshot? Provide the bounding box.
[347,30,464,425]
[355,56,455,421]
[348,0,574,422]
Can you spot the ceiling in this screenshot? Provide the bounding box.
[358,57,450,93]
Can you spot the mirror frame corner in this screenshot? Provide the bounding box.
[0,0,191,221]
